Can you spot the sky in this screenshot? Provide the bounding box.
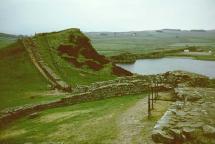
[0,0,215,35]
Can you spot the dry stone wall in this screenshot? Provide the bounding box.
[152,87,215,144]
[0,71,209,129]
[22,37,71,91]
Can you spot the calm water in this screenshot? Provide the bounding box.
[117,57,215,78]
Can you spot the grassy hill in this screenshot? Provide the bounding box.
[86,30,215,56]
[0,41,52,110]
[0,28,131,110]
[31,28,131,86]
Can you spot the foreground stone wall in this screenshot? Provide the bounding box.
[152,87,215,144]
[0,71,209,129]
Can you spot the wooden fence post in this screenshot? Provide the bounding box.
[155,80,158,102]
[151,85,154,110]
[148,85,151,119]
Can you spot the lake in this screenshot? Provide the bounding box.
[117,57,215,78]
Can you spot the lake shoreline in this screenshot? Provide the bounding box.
[111,47,215,64]
[117,57,215,78]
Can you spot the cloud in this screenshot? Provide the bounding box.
[0,0,215,34]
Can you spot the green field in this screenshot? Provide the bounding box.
[86,30,215,56]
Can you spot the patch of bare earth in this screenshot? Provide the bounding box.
[114,93,172,144]
[39,109,93,123]
[0,129,26,139]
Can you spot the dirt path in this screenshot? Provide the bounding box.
[114,93,172,144]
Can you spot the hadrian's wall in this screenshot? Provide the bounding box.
[0,71,209,128]
[152,87,215,144]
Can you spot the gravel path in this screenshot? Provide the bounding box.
[114,92,172,144]
[114,96,155,144]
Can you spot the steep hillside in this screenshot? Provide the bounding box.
[0,28,132,110]
[27,28,132,86]
[0,41,52,110]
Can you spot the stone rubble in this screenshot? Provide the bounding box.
[152,87,215,144]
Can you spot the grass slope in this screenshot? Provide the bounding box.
[0,28,131,110]
[0,94,144,144]
[32,29,123,86]
[0,41,62,110]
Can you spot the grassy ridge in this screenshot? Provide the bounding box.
[0,29,120,110]
[0,42,63,110]
[33,29,117,86]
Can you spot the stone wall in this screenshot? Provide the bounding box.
[0,71,209,129]
[152,87,215,144]
[22,38,71,91]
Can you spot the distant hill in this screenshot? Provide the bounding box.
[0,32,20,38]
[86,30,215,56]
[0,33,20,48]
[162,29,181,31]
[190,29,206,32]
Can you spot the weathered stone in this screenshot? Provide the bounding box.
[188,111,199,116]
[176,111,187,117]
[152,130,174,144]
[175,101,184,110]
[170,109,177,115]
[182,127,194,133]
[152,87,215,144]
[169,129,181,139]
[191,122,204,128]
[202,125,215,137]
[176,122,192,128]
[182,127,202,140]
[154,110,173,130]
[28,112,40,119]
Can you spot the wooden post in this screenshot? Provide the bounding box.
[151,85,154,110]
[157,80,159,99]
[148,86,151,119]
[156,80,158,101]
[154,81,157,103]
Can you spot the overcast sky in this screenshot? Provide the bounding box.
[0,0,215,35]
